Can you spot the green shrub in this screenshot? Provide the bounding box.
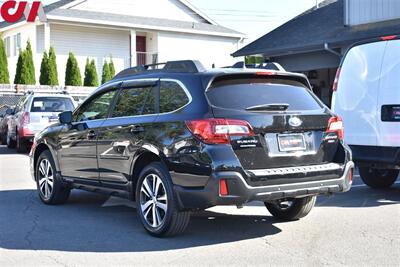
[39,51,49,85]
[84,58,99,87]
[15,41,36,85]
[47,46,58,86]
[101,59,111,84]
[65,52,82,86]
[109,55,115,78]
[0,38,10,84]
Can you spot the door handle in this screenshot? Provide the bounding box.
[87,130,97,139]
[129,125,144,134]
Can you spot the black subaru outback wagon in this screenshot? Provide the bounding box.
[30,60,354,237]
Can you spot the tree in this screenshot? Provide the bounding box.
[14,50,23,84]
[101,59,111,84]
[47,46,58,86]
[84,58,98,87]
[0,38,10,84]
[109,55,115,78]
[90,59,99,87]
[65,52,82,86]
[39,51,49,85]
[15,41,36,85]
[24,40,36,85]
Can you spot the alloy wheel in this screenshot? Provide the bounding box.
[140,174,168,228]
[38,159,54,200]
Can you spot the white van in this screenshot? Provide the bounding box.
[332,35,400,188]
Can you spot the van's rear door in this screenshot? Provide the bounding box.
[206,73,339,171]
[332,41,386,146]
[377,39,400,147]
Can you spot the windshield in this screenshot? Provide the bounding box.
[30,97,75,113]
[207,78,322,111]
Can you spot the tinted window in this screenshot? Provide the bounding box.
[112,86,156,118]
[74,90,116,122]
[30,97,74,113]
[207,78,322,111]
[160,81,189,113]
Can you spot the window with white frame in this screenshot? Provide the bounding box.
[4,37,11,57]
[13,33,21,56]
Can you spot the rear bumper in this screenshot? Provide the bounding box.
[174,161,354,210]
[350,145,400,168]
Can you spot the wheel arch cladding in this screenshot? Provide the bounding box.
[34,143,58,180]
[131,151,169,197]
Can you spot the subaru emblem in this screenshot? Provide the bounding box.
[289,117,302,127]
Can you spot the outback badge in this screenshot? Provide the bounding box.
[289,117,302,127]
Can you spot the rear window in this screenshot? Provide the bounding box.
[207,78,322,111]
[30,97,75,113]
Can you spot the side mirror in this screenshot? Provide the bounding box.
[59,111,73,124]
[5,108,14,115]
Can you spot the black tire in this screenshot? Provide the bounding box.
[265,196,317,221]
[359,167,398,189]
[6,133,16,148]
[0,133,5,145]
[135,162,190,237]
[36,150,70,205]
[16,132,28,153]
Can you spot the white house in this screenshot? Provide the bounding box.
[0,0,244,85]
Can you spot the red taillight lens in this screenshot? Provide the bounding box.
[381,35,397,41]
[219,179,228,196]
[326,116,344,140]
[332,67,341,92]
[348,168,353,184]
[185,118,254,144]
[22,112,30,125]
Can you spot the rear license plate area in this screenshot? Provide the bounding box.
[277,133,306,152]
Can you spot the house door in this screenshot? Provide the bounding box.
[136,36,146,66]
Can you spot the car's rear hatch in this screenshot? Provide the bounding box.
[206,72,343,185]
[28,96,75,133]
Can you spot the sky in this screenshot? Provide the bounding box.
[38,0,319,44]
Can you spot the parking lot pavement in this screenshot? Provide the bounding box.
[0,145,399,266]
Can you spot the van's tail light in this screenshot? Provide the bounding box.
[185,118,254,144]
[332,67,341,92]
[326,116,344,140]
[22,111,30,125]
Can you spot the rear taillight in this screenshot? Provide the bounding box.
[185,118,254,144]
[326,116,344,140]
[22,111,30,125]
[381,35,397,41]
[332,67,341,92]
[219,179,228,196]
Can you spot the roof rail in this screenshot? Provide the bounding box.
[113,60,205,80]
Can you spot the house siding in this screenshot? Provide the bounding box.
[157,31,238,69]
[50,23,130,85]
[345,0,400,25]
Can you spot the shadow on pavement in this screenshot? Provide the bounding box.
[0,189,281,253]
[316,182,400,208]
[0,145,29,156]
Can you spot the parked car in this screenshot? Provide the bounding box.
[0,105,14,145]
[8,92,76,152]
[332,35,400,188]
[30,60,354,237]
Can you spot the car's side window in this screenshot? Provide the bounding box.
[73,90,116,122]
[159,81,190,113]
[111,86,157,118]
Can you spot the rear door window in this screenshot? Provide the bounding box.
[31,97,75,113]
[111,85,157,118]
[207,78,322,111]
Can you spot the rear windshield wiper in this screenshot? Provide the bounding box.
[245,103,290,111]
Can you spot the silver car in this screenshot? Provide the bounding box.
[7,92,76,152]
